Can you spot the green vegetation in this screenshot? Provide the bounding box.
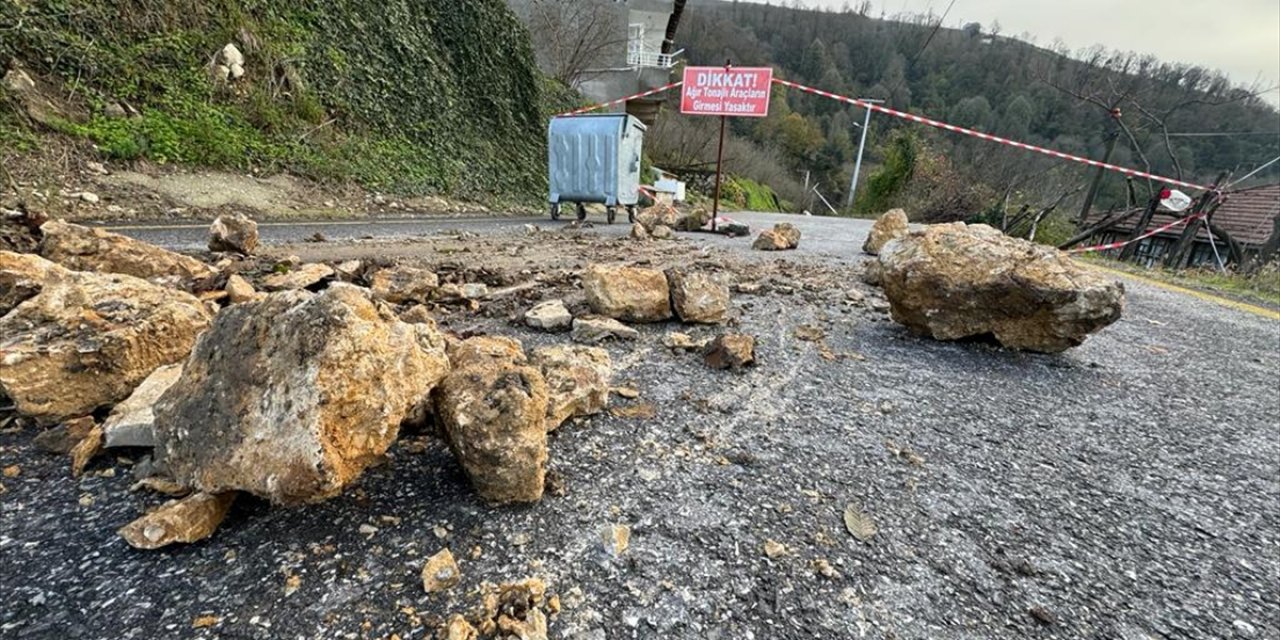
[720,176,782,211]
[676,1,1279,223]
[1,1,578,203]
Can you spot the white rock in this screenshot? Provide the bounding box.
[79,192,100,204]
[220,43,245,68]
[525,300,572,331]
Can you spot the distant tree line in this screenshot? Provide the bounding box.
[650,0,1279,226]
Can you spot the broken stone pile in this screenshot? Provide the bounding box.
[875,222,1125,353]
[0,215,646,553]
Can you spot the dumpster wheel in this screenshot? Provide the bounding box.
[626,205,637,223]
[550,202,561,221]
[606,206,618,225]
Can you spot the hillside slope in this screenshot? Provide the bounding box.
[0,1,574,205]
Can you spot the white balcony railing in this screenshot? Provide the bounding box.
[627,23,682,69]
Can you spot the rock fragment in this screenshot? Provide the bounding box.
[117,492,236,550]
[571,316,639,344]
[878,223,1125,352]
[582,264,671,323]
[524,300,572,332]
[224,274,258,304]
[208,213,259,254]
[667,268,730,324]
[69,423,103,477]
[663,332,710,351]
[752,223,801,251]
[0,252,211,424]
[862,209,909,255]
[370,266,439,304]
[704,334,756,370]
[422,548,462,593]
[38,220,216,282]
[33,416,98,454]
[103,364,182,449]
[260,263,334,291]
[435,338,548,504]
[601,524,631,557]
[154,285,449,505]
[629,223,649,240]
[651,224,675,240]
[531,345,612,431]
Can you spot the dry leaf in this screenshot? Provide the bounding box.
[843,504,877,542]
[611,386,641,400]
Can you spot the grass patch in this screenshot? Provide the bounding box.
[1085,256,1280,307]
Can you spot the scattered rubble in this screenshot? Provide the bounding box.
[651,224,675,240]
[422,548,462,593]
[117,492,237,550]
[370,265,439,304]
[0,252,211,423]
[208,213,259,254]
[582,264,671,323]
[435,337,549,504]
[154,285,449,505]
[667,268,730,324]
[531,345,612,431]
[878,223,1125,353]
[446,578,552,640]
[571,315,639,343]
[103,363,182,449]
[629,223,649,241]
[524,299,572,331]
[704,334,756,370]
[38,220,216,283]
[753,223,801,251]
[862,209,909,255]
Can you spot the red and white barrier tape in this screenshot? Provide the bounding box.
[557,81,685,118]
[771,78,1213,193]
[1067,211,1206,254]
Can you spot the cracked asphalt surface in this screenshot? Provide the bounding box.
[2,213,1278,639]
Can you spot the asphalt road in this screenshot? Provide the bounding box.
[98,212,872,259]
[3,213,1278,640]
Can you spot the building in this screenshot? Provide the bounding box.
[1083,183,1280,268]
[507,0,681,125]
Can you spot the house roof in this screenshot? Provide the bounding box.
[1084,183,1279,246]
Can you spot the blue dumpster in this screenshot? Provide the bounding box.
[548,114,646,224]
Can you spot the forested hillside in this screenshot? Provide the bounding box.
[0,1,577,203]
[653,0,1279,227]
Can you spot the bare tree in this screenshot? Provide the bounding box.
[521,0,626,88]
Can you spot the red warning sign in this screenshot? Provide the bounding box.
[680,66,773,117]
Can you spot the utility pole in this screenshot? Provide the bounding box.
[846,99,883,210]
[1075,107,1124,228]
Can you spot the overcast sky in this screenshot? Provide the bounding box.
[786,0,1280,106]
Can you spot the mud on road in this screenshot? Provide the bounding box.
[2,220,1278,640]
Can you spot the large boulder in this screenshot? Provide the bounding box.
[153,284,450,505]
[434,337,548,504]
[370,266,439,304]
[878,223,1125,353]
[582,264,671,323]
[208,213,259,255]
[39,220,215,283]
[0,252,211,424]
[752,223,801,251]
[863,209,909,255]
[667,269,730,324]
[531,345,612,431]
